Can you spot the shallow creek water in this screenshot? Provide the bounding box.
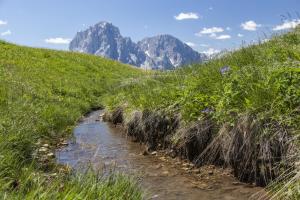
[56,111,266,200]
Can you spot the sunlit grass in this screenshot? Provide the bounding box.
[105,27,300,198]
[1,27,299,199]
[0,42,144,199]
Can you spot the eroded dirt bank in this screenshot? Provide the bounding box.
[104,107,293,188]
[57,110,268,200]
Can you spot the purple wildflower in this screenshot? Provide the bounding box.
[220,66,230,75]
[201,108,213,114]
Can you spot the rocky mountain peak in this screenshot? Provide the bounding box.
[69,21,206,70]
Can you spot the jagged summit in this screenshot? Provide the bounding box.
[138,34,205,69]
[69,21,206,70]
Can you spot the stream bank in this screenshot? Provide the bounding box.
[104,107,292,187]
[57,110,267,200]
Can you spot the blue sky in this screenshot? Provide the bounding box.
[0,0,299,54]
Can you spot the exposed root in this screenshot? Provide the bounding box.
[104,107,124,125]
[126,111,144,142]
[109,108,180,150]
[229,116,291,186]
[196,115,292,186]
[195,123,232,166]
[260,135,300,199]
[175,120,215,163]
[106,108,295,188]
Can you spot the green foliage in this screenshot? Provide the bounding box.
[1,26,300,199]
[106,27,300,198]
[0,167,142,200]
[107,28,300,129]
[0,43,143,198]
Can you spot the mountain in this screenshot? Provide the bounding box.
[138,35,205,70]
[69,22,206,70]
[69,22,146,66]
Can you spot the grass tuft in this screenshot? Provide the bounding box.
[0,43,144,198]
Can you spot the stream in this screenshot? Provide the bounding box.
[56,110,266,200]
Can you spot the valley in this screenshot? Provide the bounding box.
[0,26,299,199]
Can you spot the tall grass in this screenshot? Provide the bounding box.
[1,27,299,198]
[106,28,299,125]
[105,27,300,198]
[0,167,142,200]
[0,41,144,199]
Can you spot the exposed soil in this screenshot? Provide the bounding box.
[57,110,269,200]
[105,108,292,187]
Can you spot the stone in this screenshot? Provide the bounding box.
[162,171,169,176]
[60,142,68,146]
[47,153,55,158]
[69,21,207,70]
[159,157,167,161]
[191,169,201,174]
[38,147,48,152]
[181,167,190,171]
[151,194,159,199]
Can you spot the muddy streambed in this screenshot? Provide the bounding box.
[56,111,266,200]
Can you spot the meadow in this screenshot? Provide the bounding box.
[0,27,299,199]
[105,27,300,199]
[0,42,144,199]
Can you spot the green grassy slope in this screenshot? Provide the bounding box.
[0,41,144,199]
[106,28,300,198]
[1,27,299,199]
[107,28,299,125]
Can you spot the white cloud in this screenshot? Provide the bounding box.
[196,27,224,36]
[0,20,7,26]
[273,19,300,31]
[215,34,231,40]
[45,37,71,44]
[197,27,230,40]
[208,33,231,40]
[241,20,261,31]
[174,12,199,20]
[202,48,220,56]
[237,33,244,37]
[200,44,209,47]
[1,30,11,36]
[226,27,231,31]
[201,27,224,34]
[209,33,217,38]
[209,7,213,11]
[185,42,196,47]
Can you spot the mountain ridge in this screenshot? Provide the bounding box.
[69,21,206,70]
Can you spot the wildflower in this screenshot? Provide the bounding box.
[220,66,230,75]
[201,108,213,114]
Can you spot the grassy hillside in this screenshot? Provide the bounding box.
[105,27,300,198]
[0,41,144,199]
[0,27,299,199]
